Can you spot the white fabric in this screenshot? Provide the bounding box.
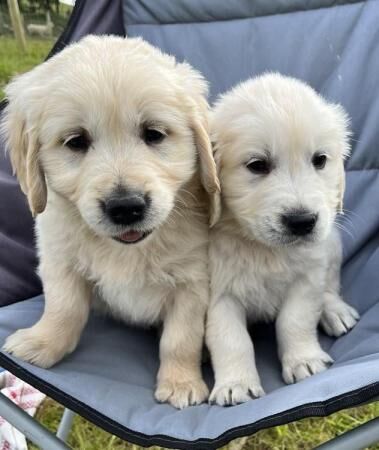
[0,372,45,450]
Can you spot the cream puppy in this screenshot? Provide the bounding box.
[207,73,359,406]
[1,35,219,409]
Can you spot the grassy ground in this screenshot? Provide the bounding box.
[28,398,379,450]
[0,36,54,99]
[2,34,379,450]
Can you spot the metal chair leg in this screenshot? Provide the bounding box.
[57,408,75,442]
[0,391,69,449]
[315,416,379,450]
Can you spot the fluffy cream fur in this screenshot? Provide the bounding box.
[1,35,220,409]
[207,73,359,406]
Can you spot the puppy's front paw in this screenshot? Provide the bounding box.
[282,349,333,384]
[209,378,265,406]
[3,327,69,368]
[155,378,209,409]
[321,298,359,337]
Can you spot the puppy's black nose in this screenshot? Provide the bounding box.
[104,193,147,226]
[281,211,318,236]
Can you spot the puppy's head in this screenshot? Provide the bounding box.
[1,36,218,245]
[211,73,350,246]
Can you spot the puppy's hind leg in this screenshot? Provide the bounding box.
[3,260,91,368]
[320,239,359,337]
[207,296,264,406]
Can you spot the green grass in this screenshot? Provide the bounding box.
[0,36,54,99]
[28,398,379,450]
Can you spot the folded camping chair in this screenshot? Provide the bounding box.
[1,1,379,449]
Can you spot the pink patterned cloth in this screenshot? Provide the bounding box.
[0,371,46,450]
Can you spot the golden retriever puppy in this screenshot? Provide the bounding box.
[207,73,359,406]
[1,35,219,409]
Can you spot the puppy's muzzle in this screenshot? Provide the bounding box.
[103,192,149,226]
[281,211,318,237]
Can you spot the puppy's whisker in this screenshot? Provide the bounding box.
[338,220,356,234]
[164,209,184,227]
[337,213,354,222]
[341,208,365,224]
[334,221,355,240]
[335,215,354,227]
[175,198,190,209]
[335,215,355,229]
[170,209,185,221]
[180,188,200,206]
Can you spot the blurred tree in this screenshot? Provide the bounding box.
[7,0,26,51]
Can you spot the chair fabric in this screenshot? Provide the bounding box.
[0,0,378,448]
[0,141,41,307]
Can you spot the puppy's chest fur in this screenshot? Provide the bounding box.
[38,192,208,326]
[82,228,207,325]
[210,224,329,322]
[84,246,177,325]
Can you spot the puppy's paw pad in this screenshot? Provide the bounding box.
[282,350,333,384]
[209,380,265,406]
[321,301,359,337]
[155,379,209,409]
[3,328,64,368]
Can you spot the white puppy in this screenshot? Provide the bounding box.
[1,35,219,409]
[207,73,359,406]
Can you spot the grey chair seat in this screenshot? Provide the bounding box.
[0,295,379,449]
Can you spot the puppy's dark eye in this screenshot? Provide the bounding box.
[143,127,166,145]
[246,159,271,175]
[312,153,327,170]
[64,132,91,152]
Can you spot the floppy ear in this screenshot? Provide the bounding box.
[191,106,222,227]
[191,110,220,196]
[206,141,222,227]
[1,81,47,217]
[177,62,220,223]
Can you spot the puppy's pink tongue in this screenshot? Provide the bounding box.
[118,231,142,242]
